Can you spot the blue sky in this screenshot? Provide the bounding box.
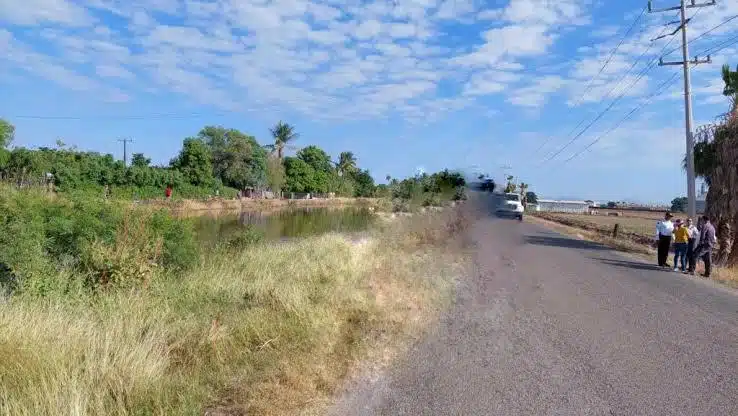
[1,0,737,203]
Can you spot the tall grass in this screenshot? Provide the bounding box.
[0,205,468,415]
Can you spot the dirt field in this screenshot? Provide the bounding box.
[533,211,670,243]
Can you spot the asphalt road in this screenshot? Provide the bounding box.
[330,205,738,416]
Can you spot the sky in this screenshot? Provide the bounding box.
[1,0,737,204]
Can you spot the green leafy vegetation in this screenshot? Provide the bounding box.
[0,186,198,296]
[386,170,466,212]
[0,119,466,204]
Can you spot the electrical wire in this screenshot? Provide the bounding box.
[538,7,704,165]
[662,13,738,56]
[558,72,682,165]
[700,32,738,56]
[538,30,681,166]
[532,5,649,156]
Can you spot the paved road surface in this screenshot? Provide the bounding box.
[331,205,738,415]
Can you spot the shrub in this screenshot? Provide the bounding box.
[223,225,265,251]
[0,186,200,294]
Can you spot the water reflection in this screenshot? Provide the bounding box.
[193,207,375,245]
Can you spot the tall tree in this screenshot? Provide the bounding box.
[297,145,333,173]
[131,153,151,168]
[351,169,376,197]
[722,64,738,115]
[283,157,315,193]
[671,197,688,213]
[197,126,267,190]
[268,121,299,160]
[265,154,286,193]
[337,151,357,176]
[170,138,214,186]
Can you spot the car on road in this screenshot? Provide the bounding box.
[496,193,524,220]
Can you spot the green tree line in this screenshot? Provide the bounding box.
[0,119,466,203]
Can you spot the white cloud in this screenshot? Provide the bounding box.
[95,64,134,79]
[0,0,599,120]
[0,0,92,26]
[508,75,566,107]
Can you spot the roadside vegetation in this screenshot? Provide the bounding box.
[0,179,470,414]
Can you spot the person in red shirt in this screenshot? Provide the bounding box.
[165,185,173,200]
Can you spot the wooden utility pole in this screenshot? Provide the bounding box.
[649,0,715,219]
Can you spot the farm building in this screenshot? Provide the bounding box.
[536,199,591,214]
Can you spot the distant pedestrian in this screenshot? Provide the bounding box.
[694,215,716,277]
[165,185,173,200]
[672,219,689,272]
[685,217,699,273]
[655,212,675,267]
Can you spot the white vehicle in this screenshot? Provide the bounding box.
[497,193,524,221]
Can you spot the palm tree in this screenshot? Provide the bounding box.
[722,64,738,115]
[337,151,357,176]
[267,121,299,160]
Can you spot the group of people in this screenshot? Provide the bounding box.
[655,212,716,277]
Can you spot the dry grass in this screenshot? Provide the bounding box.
[533,212,660,246]
[0,210,467,416]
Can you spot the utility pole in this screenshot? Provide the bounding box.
[118,138,133,166]
[649,0,715,219]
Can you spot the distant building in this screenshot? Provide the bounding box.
[537,199,590,214]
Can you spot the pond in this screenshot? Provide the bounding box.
[192,207,376,245]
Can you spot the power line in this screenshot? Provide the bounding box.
[532,5,648,156]
[662,13,738,56]
[538,6,703,166]
[700,32,738,55]
[538,60,661,165]
[559,72,682,165]
[538,32,681,166]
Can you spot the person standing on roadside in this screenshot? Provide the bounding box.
[685,217,699,274]
[694,215,716,277]
[672,219,689,272]
[656,212,675,268]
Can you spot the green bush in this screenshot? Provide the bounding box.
[223,225,265,251]
[0,186,200,295]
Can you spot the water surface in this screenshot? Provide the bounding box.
[192,207,375,245]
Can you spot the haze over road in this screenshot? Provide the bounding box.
[332,206,738,415]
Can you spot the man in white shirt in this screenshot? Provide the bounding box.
[685,217,699,273]
[655,212,674,267]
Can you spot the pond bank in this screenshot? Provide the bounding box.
[139,196,379,214]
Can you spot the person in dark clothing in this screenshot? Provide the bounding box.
[694,215,716,277]
[655,212,674,267]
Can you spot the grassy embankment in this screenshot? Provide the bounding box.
[530,211,738,287]
[0,186,469,415]
[144,196,381,215]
